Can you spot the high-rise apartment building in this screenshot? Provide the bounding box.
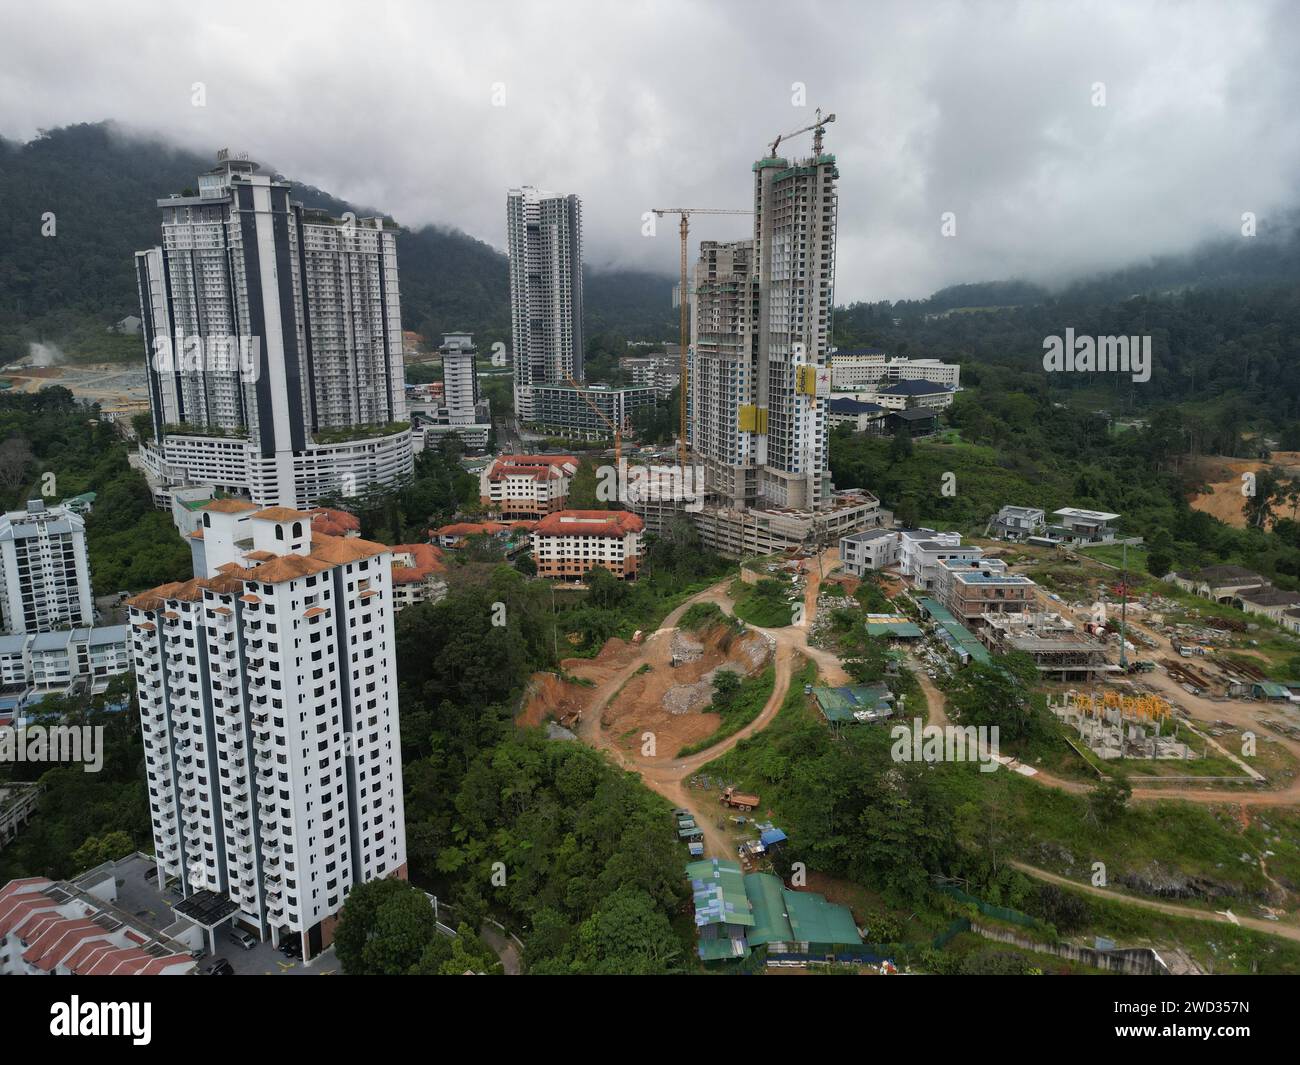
[686,137,838,512]
[751,142,838,509]
[126,501,407,961]
[689,240,760,508]
[135,155,413,508]
[439,333,481,424]
[0,500,94,634]
[506,186,583,419]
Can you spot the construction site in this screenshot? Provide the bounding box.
[519,617,775,758]
[1049,690,1196,761]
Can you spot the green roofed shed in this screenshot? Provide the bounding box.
[783,889,864,952]
[686,859,754,928]
[812,683,894,724]
[917,597,992,665]
[863,614,923,639]
[743,873,794,946]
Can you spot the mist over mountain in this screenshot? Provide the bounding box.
[1,121,1297,368]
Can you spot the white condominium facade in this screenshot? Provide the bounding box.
[127,500,407,961]
[829,352,961,391]
[507,186,584,419]
[439,333,481,424]
[135,155,412,508]
[0,500,94,634]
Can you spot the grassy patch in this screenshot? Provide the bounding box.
[677,666,776,757]
[731,577,797,628]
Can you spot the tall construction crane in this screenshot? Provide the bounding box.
[767,107,835,159]
[651,207,752,470]
[564,371,623,465]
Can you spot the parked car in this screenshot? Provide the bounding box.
[229,928,257,950]
[204,958,234,975]
[278,937,300,958]
[143,867,159,882]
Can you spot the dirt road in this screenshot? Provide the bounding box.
[1010,860,1300,944]
[574,552,844,858]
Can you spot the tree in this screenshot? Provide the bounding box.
[1087,773,1131,827]
[571,886,681,975]
[0,435,33,494]
[946,655,1044,742]
[69,830,134,871]
[333,877,418,974]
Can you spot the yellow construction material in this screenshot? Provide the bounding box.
[738,405,767,433]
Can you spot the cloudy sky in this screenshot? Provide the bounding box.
[2,0,1298,301]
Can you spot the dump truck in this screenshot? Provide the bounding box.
[721,786,759,811]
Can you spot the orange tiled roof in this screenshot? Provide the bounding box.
[252,507,314,523]
[435,521,508,538]
[242,553,332,584]
[306,507,361,537]
[391,543,447,584]
[201,498,258,514]
[309,535,390,566]
[533,509,644,538]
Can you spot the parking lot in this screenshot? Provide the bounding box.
[80,854,339,976]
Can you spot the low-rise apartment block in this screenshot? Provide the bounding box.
[0,626,131,697]
[932,557,1037,623]
[531,509,644,581]
[479,454,579,518]
[389,544,448,610]
[829,351,961,391]
[527,383,657,441]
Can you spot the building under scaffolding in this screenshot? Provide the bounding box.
[980,612,1116,681]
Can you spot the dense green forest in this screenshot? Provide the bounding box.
[0,122,676,363]
[0,388,192,591]
[388,529,734,972]
[835,277,1300,429]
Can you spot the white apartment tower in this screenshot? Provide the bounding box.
[506,186,584,419]
[0,500,94,634]
[439,333,481,425]
[135,154,413,508]
[127,501,407,961]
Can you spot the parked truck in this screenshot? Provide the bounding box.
[721,786,759,812]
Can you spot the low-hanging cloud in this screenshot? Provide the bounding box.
[2,0,1297,301]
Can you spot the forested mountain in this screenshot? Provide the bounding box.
[0,122,675,362]
[835,222,1300,430]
